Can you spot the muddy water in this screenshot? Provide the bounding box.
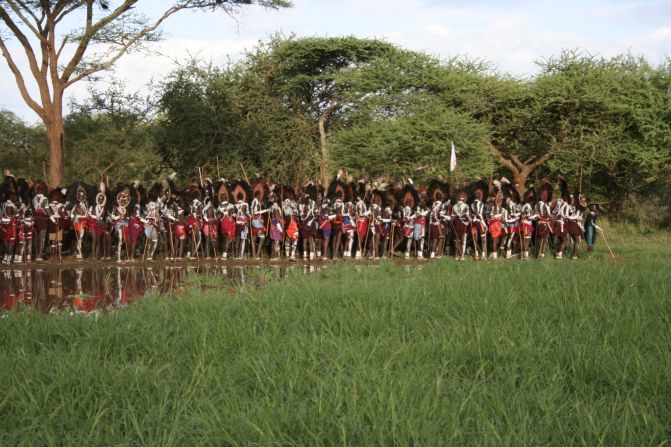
[0,264,322,314]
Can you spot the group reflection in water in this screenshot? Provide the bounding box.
[0,264,313,314]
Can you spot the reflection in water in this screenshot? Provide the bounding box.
[1,264,317,315]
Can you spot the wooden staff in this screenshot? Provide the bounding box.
[362,216,371,259]
[216,156,221,179]
[598,228,616,261]
[579,166,583,194]
[42,161,48,187]
[469,221,479,259]
[198,167,204,188]
[141,233,148,264]
[390,221,395,257]
[239,161,250,185]
[518,219,525,259]
[56,215,62,263]
[167,220,175,260]
[191,229,200,262]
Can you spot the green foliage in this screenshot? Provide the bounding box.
[64,81,161,184]
[332,50,498,182]
[533,51,671,212]
[1,236,670,445]
[0,110,48,179]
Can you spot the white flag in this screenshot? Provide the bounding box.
[450,141,457,172]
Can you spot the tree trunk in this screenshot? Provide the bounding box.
[318,99,338,187]
[45,101,65,188]
[487,141,552,197]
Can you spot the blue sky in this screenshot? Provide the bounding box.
[1,0,669,122]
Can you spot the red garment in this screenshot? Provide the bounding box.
[428,222,444,240]
[203,219,218,238]
[0,219,18,244]
[286,217,299,241]
[129,217,144,244]
[488,218,503,238]
[220,217,235,239]
[33,209,48,232]
[17,222,32,240]
[375,222,388,238]
[567,220,581,236]
[73,296,100,313]
[356,217,369,239]
[537,217,552,238]
[402,219,413,237]
[554,220,566,236]
[520,220,534,235]
[175,222,186,240]
[188,215,201,233]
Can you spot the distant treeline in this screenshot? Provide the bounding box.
[2,36,670,224]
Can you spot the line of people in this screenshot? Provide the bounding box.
[0,174,599,264]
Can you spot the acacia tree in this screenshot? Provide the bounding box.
[0,0,290,187]
[258,36,396,185]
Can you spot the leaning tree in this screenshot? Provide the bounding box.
[0,0,290,187]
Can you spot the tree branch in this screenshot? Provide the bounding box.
[486,141,519,175]
[5,0,46,40]
[0,6,44,82]
[0,35,45,119]
[510,154,524,169]
[64,4,185,87]
[0,6,52,108]
[54,0,88,24]
[14,0,46,29]
[60,0,138,82]
[528,152,552,170]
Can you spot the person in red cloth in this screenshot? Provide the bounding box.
[487,190,506,260]
[428,200,445,259]
[201,199,219,259]
[1,200,19,264]
[250,197,268,259]
[173,206,187,260]
[268,199,284,260]
[219,201,236,260]
[534,180,554,259]
[520,201,535,260]
[234,200,251,259]
[187,199,203,260]
[299,196,318,260]
[32,190,49,261]
[354,195,369,259]
[128,205,144,261]
[283,198,299,260]
[71,186,89,260]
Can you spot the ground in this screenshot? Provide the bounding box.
[0,223,669,445]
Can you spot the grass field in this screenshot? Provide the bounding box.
[1,225,670,445]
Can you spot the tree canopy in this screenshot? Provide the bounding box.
[2,36,670,222]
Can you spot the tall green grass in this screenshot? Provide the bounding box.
[1,236,670,445]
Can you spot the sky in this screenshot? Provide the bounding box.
[1,0,670,122]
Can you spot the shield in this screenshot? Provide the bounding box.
[217,181,231,205]
[76,185,87,202]
[231,180,252,204]
[327,178,351,202]
[279,185,296,202]
[116,190,131,214]
[427,180,450,206]
[252,180,269,203]
[370,189,385,207]
[397,184,419,209]
[467,180,489,203]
